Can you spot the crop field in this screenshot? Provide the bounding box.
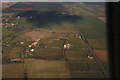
[3,60,70,78]
[2,2,109,78]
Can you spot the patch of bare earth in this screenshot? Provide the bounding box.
[98,17,106,22]
[94,50,108,62]
[23,30,52,38]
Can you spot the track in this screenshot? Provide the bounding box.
[71,23,109,78]
[61,33,72,79]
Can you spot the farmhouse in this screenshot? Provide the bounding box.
[64,44,71,49]
[31,49,34,52]
[78,35,82,38]
[29,45,32,47]
[19,41,24,44]
[87,56,93,60]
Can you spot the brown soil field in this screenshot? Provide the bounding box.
[23,30,52,38]
[0,23,2,26]
[94,50,108,62]
[11,8,33,10]
[98,17,106,22]
[45,40,53,43]
[2,13,14,16]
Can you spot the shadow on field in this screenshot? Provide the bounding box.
[16,10,83,28]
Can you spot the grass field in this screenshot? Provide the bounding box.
[87,39,108,50]
[75,17,106,39]
[68,61,101,71]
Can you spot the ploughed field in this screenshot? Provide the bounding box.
[2,2,109,78]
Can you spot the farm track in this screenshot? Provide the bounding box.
[71,23,109,78]
[61,33,72,79]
